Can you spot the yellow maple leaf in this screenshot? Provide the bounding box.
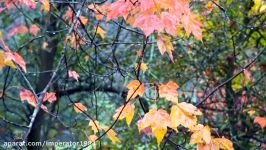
[96,26,106,39]
[126,80,145,101]
[153,127,167,146]
[0,51,17,70]
[190,124,211,145]
[157,34,174,62]
[102,126,121,144]
[113,103,135,126]
[170,102,202,129]
[137,109,174,145]
[140,63,148,72]
[41,0,50,12]
[213,137,234,150]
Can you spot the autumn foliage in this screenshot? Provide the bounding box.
[0,0,265,149]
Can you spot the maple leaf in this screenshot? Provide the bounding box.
[181,12,202,41]
[161,12,178,36]
[106,0,133,21]
[40,0,50,12]
[157,34,175,62]
[102,126,121,144]
[213,137,234,150]
[29,24,40,36]
[133,15,164,36]
[170,102,202,129]
[159,81,179,103]
[88,4,106,20]
[140,63,148,72]
[68,70,80,81]
[254,116,266,129]
[126,80,145,101]
[89,120,101,133]
[190,124,211,145]
[80,16,89,25]
[7,25,28,38]
[43,92,57,103]
[4,52,26,72]
[5,52,27,72]
[73,102,87,113]
[113,103,135,126]
[138,109,174,145]
[197,141,219,150]
[95,26,106,39]
[19,89,48,111]
[138,0,155,11]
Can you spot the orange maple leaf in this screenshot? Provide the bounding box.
[138,109,174,145]
[19,89,48,111]
[126,80,145,101]
[254,116,266,129]
[40,0,50,12]
[190,124,211,145]
[159,81,179,103]
[43,92,57,103]
[170,102,202,129]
